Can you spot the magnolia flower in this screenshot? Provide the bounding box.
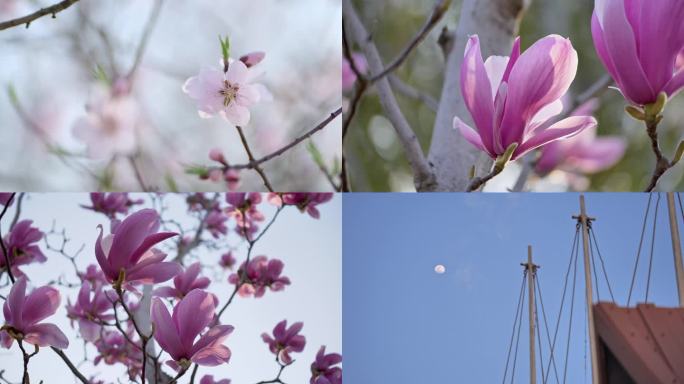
[269,193,333,219]
[72,84,139,159]
[95,209,180,287]
[261,320,306,364]
[82,193,143,218]
[591,0,684,105]
[537,100,626,175]
[219,252,236,270]
[93,330,143,377]
[228,255,290,298]
[0,277,68,349]
[77,264,109,289]
[0,193,13,206]
[205,211,229,238]
[310,346,342,384]
[183,58,268,127]
[342,53,367,91]
[153,262,211,300]
[200,375,231,384]
[456,35,596,161]
[226,193,264,238]
[66,281,114,341]
[0,220,46,275]
[151,289,234,370]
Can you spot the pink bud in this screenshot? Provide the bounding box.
[208,169,223,182]
[239,51,265,68]
[209,148,226,164]
[224,169,241,191]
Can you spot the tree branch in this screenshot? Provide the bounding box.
[235,126,275,192]
[343,0,436,190]
[0,0,80,31]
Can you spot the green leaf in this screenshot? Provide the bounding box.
[185,165,209,177]
[306,140,325,168]
[7,84,18,105]
[92,64,109,85]
[219,35,230,62]
[165,174,179,192]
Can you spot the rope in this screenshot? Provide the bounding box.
[562,237,580,384]
[534,273,546,383]
[536,276,560,384]
[510,273,527,384]
[589,227,616,303]
[627,193,653,306]
[645,193,661,302]
[544,226,580,384]
[502,271,527,384]
[588,229,601,302]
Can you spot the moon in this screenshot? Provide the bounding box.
[434,264,446,274]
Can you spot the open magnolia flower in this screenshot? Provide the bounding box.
[591,0,684,106]
[261,319,306,364]
[456,35,597,161]
[151,289,233,370]
[152,262,211,300]
[95,209,180,288]
[0,277,68,349]
[0,220,46,277]
[183,56,270,127]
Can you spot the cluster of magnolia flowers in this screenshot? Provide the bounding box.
[344,0,684,190]
[0,192,340,384]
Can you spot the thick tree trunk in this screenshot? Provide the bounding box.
[425,0,531,191]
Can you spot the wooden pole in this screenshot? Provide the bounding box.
[666,192,684,307]
[577,195,600,384]
[526,245,537,384]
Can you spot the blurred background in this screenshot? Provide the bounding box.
[0,0,341,191]
[344,0,684,191]
[0,193,342,383]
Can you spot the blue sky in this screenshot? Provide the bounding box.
[343,193,681,383]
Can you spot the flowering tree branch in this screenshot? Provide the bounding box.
[426,0,531,191]
[343,0,437,191]
[235,126,275,192]
[0,0,80,31]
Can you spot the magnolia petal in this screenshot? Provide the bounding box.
[173,290,216,350]
[108,209,160,271]
[22,286,60,325]
[664,68,684,98]
[454,116,493,158]
[125,261,181,284]
[515,116,597,159]
[151,298,184,360]
[460,35,495,152]
[190,325,234,357]
[568,137,626,173]
[7,276,27,327]
[190,344,231,366]
[23,323,69,349]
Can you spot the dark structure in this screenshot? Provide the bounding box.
[594,302,684,384]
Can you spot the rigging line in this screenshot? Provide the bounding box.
[589,227,616,303]
[510,272,527,384]
[645,193,661,303]
[534,272,546,384]
[584,295,588,384]
[562,235,580,384]
[544,226,580,384]
[677,193,684,225]
[502,271,528,384]
[627,193,653,306]
[536,275,560,384]
[588,229,601,302]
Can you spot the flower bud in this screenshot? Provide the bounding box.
[208,148,226,164]
[239,51,265,68]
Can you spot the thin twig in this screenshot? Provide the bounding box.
[644,117,672,192]
[127,0,164,81]
[128,156,150,192]
[0,0,80,31]
[235,126,275,192]
[0,193,16,284]
[51,348,89,384]
[368,0,452,83]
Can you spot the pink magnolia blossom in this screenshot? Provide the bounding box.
[95,209,180,287]
[342,53,367,91]
[269,193,333,219]
[93,329,143,378]
[0,220,46,276]
[77,264,109,289]
[200,375,231,384]
[536,100,626,175]
[82,193,143,218]
[310,346,342,384]
[226,193,264,238]
[591,0,684,105]
[72,84,139,159]
[0,277,68,349]
[152,262,211,300]
[228,256,290,298]
[205,210,229,238]
[66,281,114,341]
[151,289,234,370]
[261,320,306,365]
[219,252,236,270]
[456,35,596,160]
[182,59,268,127]
[0,193,13,206]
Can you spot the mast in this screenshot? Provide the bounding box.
[575,195,600,384]
[522,245,538,384]
[666,192,684,307]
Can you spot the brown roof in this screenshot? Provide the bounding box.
[593,302,684,384]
